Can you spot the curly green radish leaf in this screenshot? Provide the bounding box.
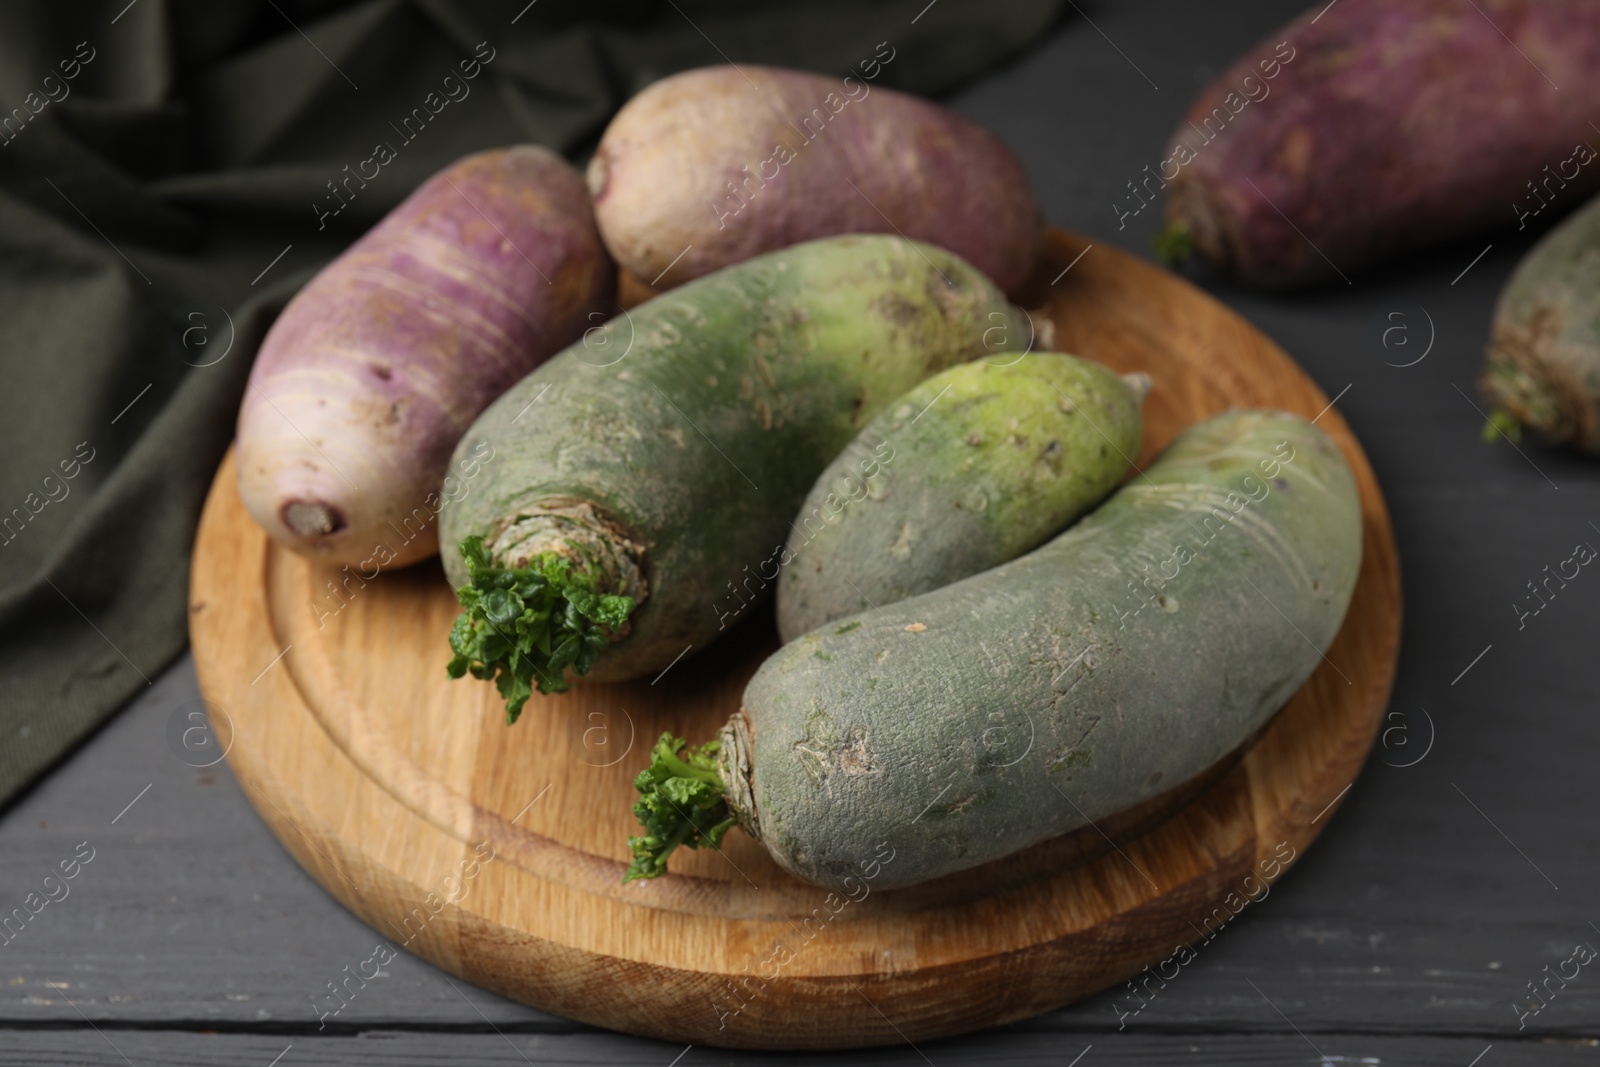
[624,733,736,882]
[1153,222,1193,267]
[446,535,636,723]
[1482,409,1523,444]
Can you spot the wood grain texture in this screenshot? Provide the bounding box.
[0,1029,1544,1067]
[187,228,1401,1050]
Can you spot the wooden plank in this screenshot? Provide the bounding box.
[0,1028,1573,1066]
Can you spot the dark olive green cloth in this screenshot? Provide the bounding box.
[0,0,1063,807]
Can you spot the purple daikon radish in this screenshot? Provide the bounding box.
[1160,0,1600,287]
[236,146,614,569]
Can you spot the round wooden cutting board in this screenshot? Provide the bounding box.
[190,228,1400,1050]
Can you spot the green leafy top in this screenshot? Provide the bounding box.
[624,733,737,883]
[1152,221,1193,267]
[446,535,636,724]
[1482,409,1523,444]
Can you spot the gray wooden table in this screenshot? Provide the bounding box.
[6,2,1599,1063]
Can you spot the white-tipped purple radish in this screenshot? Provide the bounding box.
[236,146,615,569]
